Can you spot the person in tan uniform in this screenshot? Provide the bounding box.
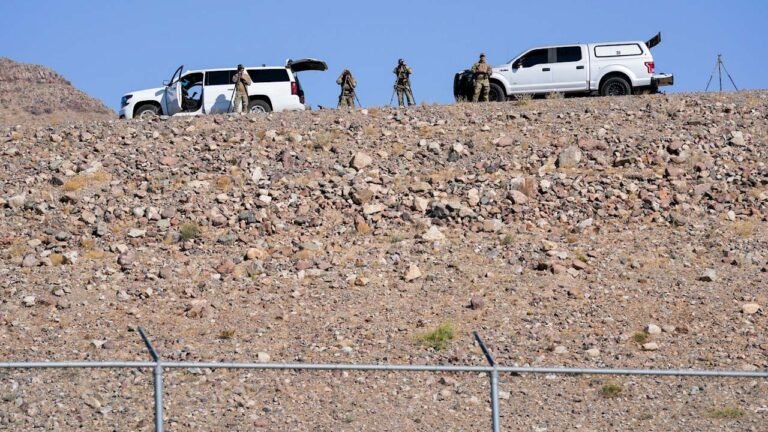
[471,53,492,102]
[231,64,253,113]
[336,69,357,108]
[393,59,415,107]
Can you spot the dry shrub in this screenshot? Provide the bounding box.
[49,254,64,266]
[229,167,246,188]
[732,220,756,238]
[514,93,533,105]
[215,175,231,192]
[515,176,537,198]
[62,171,111,192]
[315,131,341,150]
[546,92,564,100]
[84,250,107,260]
[363,126,378,137]
[218,329,236,340]
[7,240,27,258]
[417,127,433,138]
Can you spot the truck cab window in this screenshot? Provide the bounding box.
[518,49,549,68]
[556,47,582,63]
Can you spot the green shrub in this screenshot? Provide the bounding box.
[419,323,455,351]
[709,407,745,419]
[632,331,649,344]
[601,383,623,398]
[179,223,200,241]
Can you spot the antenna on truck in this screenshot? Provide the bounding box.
[705,54,738,92]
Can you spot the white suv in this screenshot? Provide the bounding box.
[120,59,327,119]
[455,33,673,101]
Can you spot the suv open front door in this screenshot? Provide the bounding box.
[164,65,184,116]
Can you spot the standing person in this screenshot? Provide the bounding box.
[231,64,252,114]
[393,59,415,107]
[336,69,357,109]
[471,53,493,102]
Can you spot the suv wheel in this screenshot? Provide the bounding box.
[489,83,506,102]
[249,100,271,113]
[135,104,160,119]
[600,77,631,97]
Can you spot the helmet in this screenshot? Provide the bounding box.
[237,64,244,71]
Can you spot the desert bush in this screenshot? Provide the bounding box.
[514,93,533,105]
[600,382,623,398]
[708,407,745,419]
[62,171,111,192]
[419,323,455,351]
[732,220,755,238]
[632,331,649,344]
[218,329,236,340]
[179,222,201,241]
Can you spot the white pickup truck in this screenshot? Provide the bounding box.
[454,33,673,101]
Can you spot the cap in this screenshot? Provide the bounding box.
[398,58,404,63]
[237,64,244,70]
[479,53,486,58]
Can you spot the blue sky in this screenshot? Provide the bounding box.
[1,0,765,111]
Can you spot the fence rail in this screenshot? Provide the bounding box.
[1,328,766,432]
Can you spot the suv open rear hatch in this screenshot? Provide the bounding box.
[287,59,328,72]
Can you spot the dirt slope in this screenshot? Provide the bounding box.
[0,57,113,126]
[1,92,766,431]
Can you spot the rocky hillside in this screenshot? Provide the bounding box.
[1,92,766,431]
[0,58,113,126]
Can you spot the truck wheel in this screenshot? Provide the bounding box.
[135,104,160,119]
[489,83,506,102]
[600,77,631,96]
[249,99,272,113]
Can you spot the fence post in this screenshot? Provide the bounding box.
[138,327,164,432]
[474,331,501,432]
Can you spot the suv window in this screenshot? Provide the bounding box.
[519,49,549,68]
[205,70,234,86]
[247,69,290,83]
[556,46,582,63]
